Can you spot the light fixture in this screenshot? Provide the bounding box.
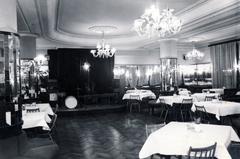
[90,31,116,58]
[34,55,47,66]
[83,62,91,71]
[185,41,204,60]
[132,1,183,37]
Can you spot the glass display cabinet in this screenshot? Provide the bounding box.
[160,58,178,92]
[0,31,22,139]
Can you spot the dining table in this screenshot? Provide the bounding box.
[191,100,240,122]
[202,88,224,95]
[21,103,54,130]
[139,121,240,159]
[22,112,51,130]
[122,89,156,101]
[191,92,220,102]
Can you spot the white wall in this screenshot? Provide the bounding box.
[114,49,160,65]
[115,46,211,66]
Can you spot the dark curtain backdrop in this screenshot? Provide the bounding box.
[48,49,114,97]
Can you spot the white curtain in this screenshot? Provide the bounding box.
[118,65,161,88]
[210,42,237,88]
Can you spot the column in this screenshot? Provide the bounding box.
[159,38,178,92]
[0,0,23,139]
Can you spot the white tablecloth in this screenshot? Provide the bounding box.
[156,95,197,106]
[191,93,220,101]
[122,89,156,100]
[202,88,224,95]
[192,101,240,120]
[139,122,240,159]
[22,112,51,130]
[179,90,191,96]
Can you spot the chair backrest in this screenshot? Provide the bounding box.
[204,96,215,101]
[54,104,59,114]
[187,142,217,159]
[228,141,240,159]
[26,108,40,113]
[21,98,40,104]
[49,114,57,131]
[159,98,170,109]
[180,98,193,110]
[194,104,212,124]
[145,122,166,137]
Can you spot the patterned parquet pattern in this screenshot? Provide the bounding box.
[53,112,164,159]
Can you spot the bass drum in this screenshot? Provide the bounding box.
[65,96,77,109]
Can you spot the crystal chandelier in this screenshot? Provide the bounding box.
[132,2,183,37]
[186,41,204,60]
[90,31,116,58]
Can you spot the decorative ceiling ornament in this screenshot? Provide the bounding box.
[90,26,116,58]
[131,1,183,37]
[186,41,204,60]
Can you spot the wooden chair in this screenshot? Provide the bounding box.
[129,95,141,113]
[228,141,240,159]
[53,104,59,114]
[145,123,166,137]
[37,114,57,140]
[204,96,216,101]
[231,117,240,137]
[194,104,212,124]
[21,98,40,104]
[159,98,172,123]
[177,98,193,122]
[186,142,217,159]
[145,123,170,159]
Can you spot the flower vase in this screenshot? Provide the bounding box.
[194,123,201,132]
[194,117,201,132]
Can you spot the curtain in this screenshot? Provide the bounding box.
[48,49,114,96]
[210,42,237,88]
[118,65,161,88]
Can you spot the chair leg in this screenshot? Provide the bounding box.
[189,111,193,121]
[180,111,184,122]
[164,110,169,122]
[130,104,132,113]
[138,104,140,113]
[160,110,164,119]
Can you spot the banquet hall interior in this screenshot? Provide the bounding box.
[0,0,240,159]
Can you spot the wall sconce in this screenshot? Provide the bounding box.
[113,67,125,76]
[125,71,130,87]
[136,70,140,77]
[146,69,152,77]
[83,62,91,71]
[34,55,47,66]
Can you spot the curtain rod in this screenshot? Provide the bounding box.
[208,38,240,47]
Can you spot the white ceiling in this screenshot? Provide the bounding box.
[17,0,240,50]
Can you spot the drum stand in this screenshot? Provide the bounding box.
[75,88,84,108]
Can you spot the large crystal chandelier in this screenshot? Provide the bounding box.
[186,41,204,60]
[90,31,116,58]
[132,2,183,37]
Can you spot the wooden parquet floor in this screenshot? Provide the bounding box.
[52,112,165,159]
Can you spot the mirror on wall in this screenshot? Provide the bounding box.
[179,63,212,86]
[20,58,49,99]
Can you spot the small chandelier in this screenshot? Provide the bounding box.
[90,31,116,58]
[132,2,183,37]
[186,41,204,60]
